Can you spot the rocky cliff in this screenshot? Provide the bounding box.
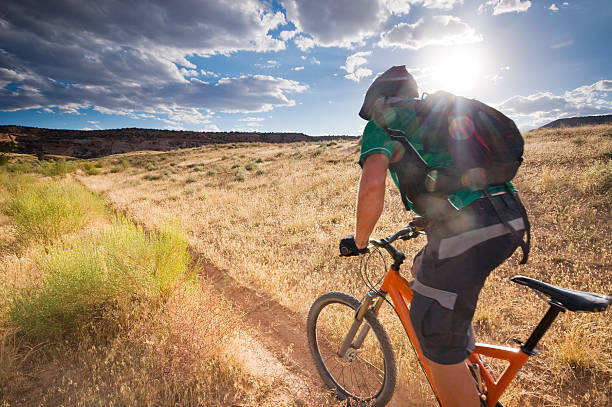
[0,126,354,158]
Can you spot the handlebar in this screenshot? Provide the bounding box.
[367,224,425,270]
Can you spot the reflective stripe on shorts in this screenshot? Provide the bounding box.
[410,278,458,310]
[438,217,525,260]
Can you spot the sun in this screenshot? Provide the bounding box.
[426,49,483,95]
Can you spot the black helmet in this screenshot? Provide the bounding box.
[358,65,418,121]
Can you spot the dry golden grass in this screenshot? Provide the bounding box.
[0,169,279,406]
[73,126,612,407]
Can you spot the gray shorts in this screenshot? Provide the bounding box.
[409,193,526,365]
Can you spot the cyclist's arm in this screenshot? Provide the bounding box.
[355,153,389,249]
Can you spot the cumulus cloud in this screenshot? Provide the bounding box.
[378,15,483,49]
[283,0,392,48]
[294,35,315,51]
[341,52,373,82]
[497,80,612,128]
[549,3,559,11]
[480,0,532,15]
[383,0,412,15]
[0,0,307,123]
[280,30,298,41]
[238,117,265,122]
[409,0,464,10]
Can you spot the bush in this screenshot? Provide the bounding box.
[3,179,105,242]
[7,218,192,340]
[0,154,8,166]
[38,159,77,176]
[582,160,612,198]
[83,162,102,175]
[234,169,246,182]
[245,163,257,171]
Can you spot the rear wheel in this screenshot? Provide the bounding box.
[307,292,396,406]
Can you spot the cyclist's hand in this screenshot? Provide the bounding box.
[409,216,428,231]
[339,235,368,257]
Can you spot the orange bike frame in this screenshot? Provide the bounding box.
[380,267,530,407]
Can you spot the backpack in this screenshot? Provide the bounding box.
[377,91,524,213]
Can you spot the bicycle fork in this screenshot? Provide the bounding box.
[337,291,386,359]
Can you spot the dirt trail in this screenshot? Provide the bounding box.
[193,252,418,406]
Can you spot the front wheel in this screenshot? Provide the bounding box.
[307,292,397,406]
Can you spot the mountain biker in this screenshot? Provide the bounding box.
[340,66,529,407]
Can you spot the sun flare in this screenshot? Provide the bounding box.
[426,49,483,95]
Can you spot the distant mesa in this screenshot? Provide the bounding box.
[540,114,612,129]
[0,126,355,159]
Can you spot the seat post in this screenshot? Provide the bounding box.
[521,302,565,355]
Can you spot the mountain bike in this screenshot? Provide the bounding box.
[306,224,612,406]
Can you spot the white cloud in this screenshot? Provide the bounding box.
[280,30,298,41]
[180,68,200,78]
[341,51,373,82]
[480,0,532,15]
[283,0,392,48]
[488,74,503,84]
[497,80,612,128]
[238,117,265,122]
[378,15,483,50]
[551,39,574,49]
[201,124,220,132]
[0,0,303,123]
[549,3,559,11]
[291,66,305,71]
[408,0,464,10]
[201,70,219,77]
[383,0,412,14]
[294,35,315,51]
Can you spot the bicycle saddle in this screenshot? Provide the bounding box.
[511,276,612,312]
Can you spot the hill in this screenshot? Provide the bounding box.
[1,124,610,406]
[541,114,612,128]
[0,125,355,158]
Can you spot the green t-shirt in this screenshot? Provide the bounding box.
[359,116,514,215]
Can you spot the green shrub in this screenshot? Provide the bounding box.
[110,166,122,173]
[143,174,162,181]
[38,159,77,176]
[0,154,8,166]
[83,162,102,175]
[582,160,612,197]
[3,179,105,242]
[245,163,257,171]
[7,218,192,339]
[185,176,198,183]
[234,169,246,182]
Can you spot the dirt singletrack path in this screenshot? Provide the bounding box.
[192,251,416,406]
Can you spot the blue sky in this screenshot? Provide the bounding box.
[0,0,610,135]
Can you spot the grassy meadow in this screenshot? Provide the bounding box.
[1,124,611,406]
[0,165,282,406]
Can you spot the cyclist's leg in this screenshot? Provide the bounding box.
[427,358,479,407]
[409,195,525,404]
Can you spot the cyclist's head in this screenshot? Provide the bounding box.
[359,65,418,121]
